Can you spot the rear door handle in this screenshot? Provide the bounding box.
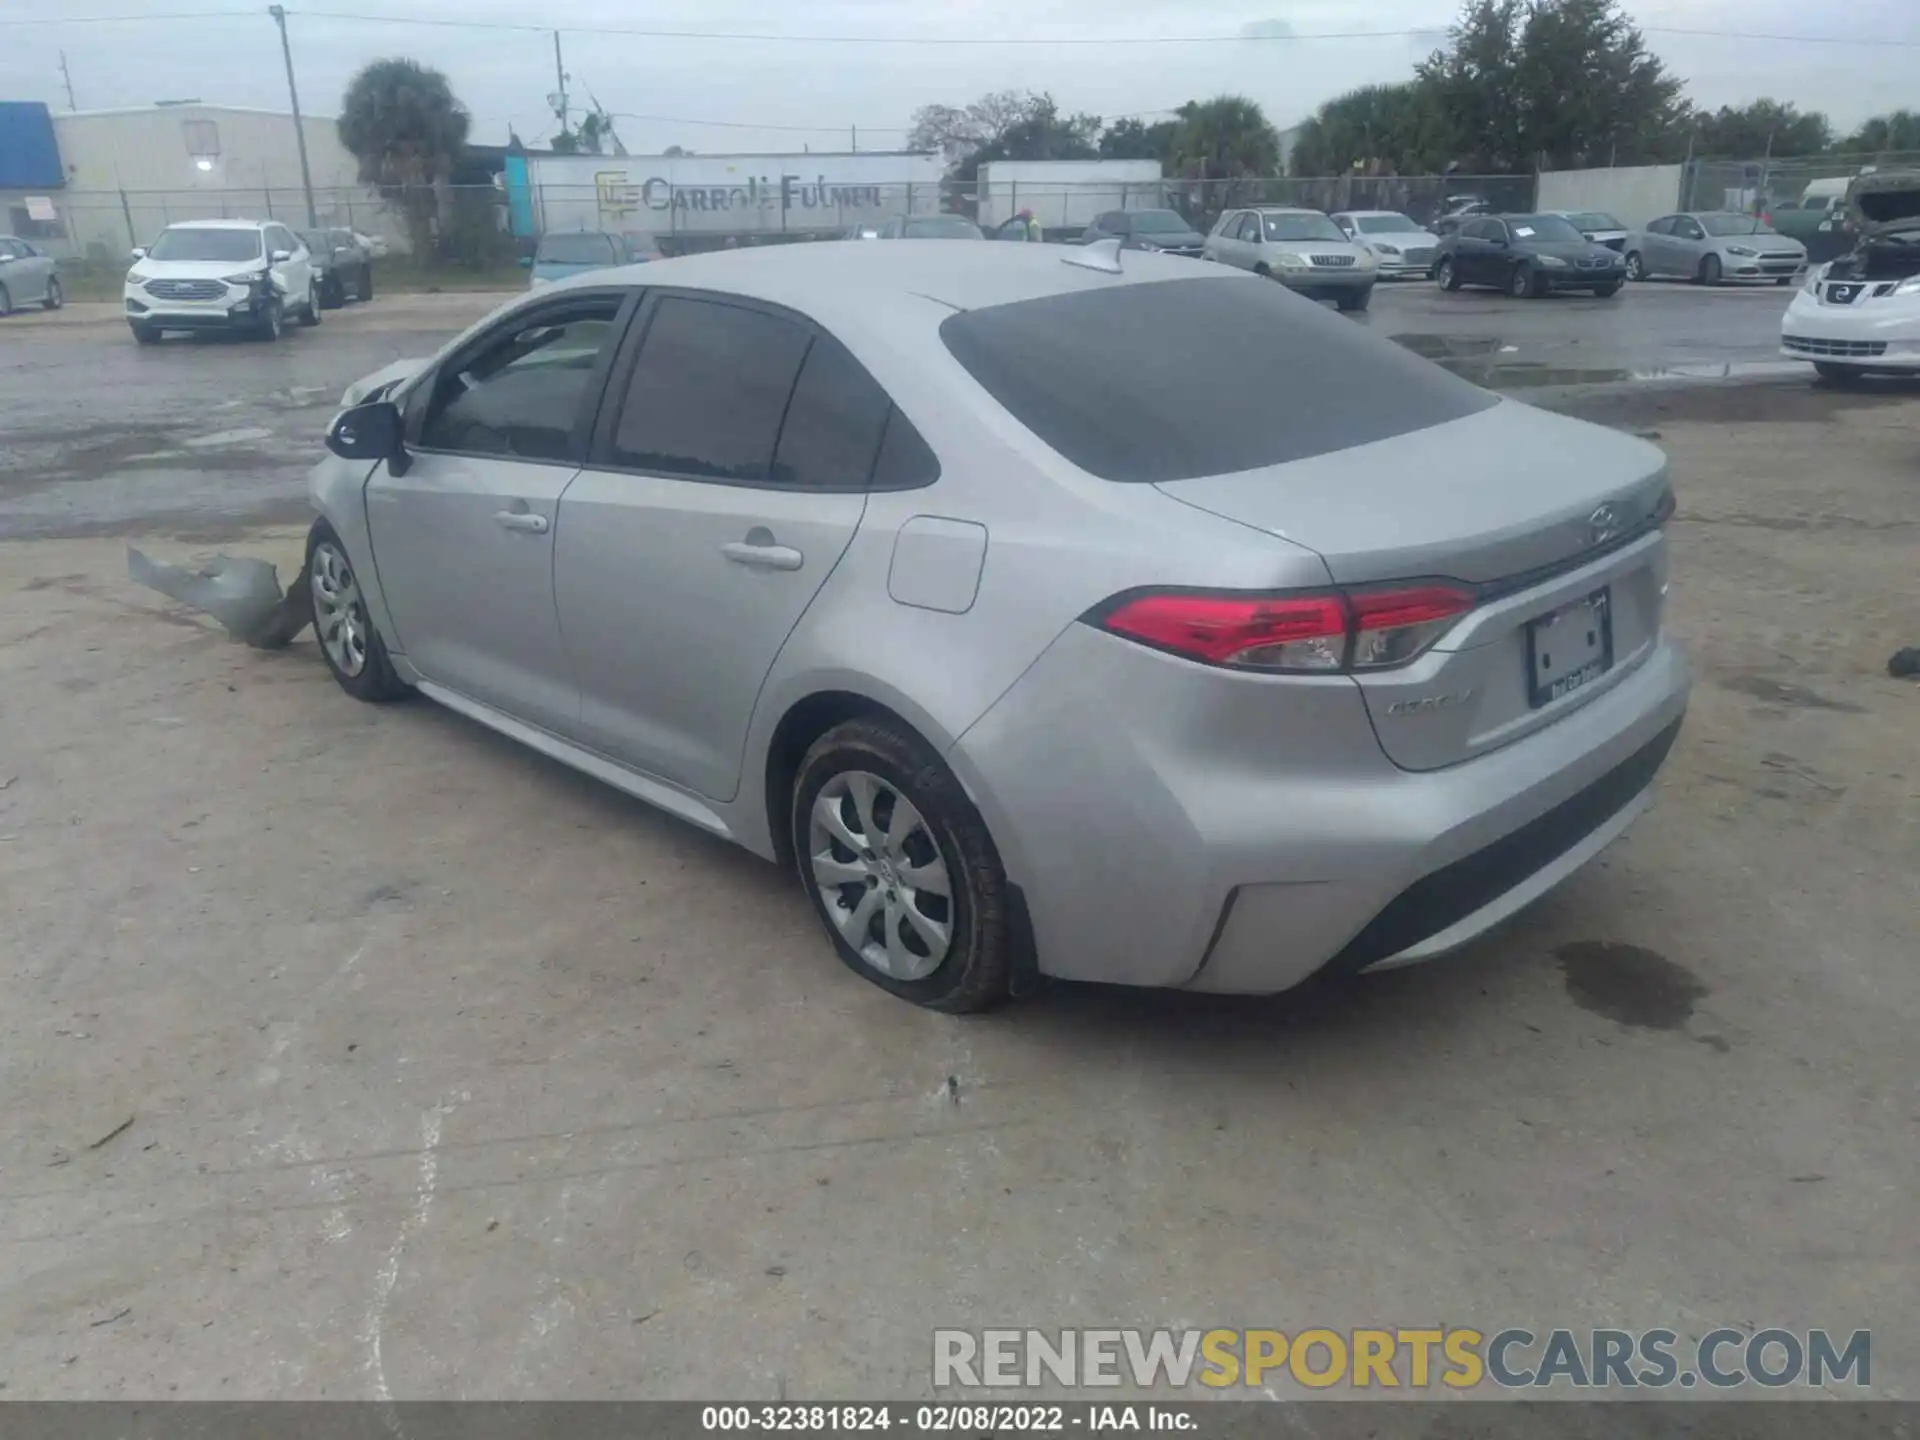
[493,510,549,534]
[722,539,803,571]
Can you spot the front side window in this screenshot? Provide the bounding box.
[1676,218,1704,239]
[417,301,620,462]
[1236,214,1261,241]
[148,227,262,262]
[1646,217,1675,236]
[611,297,812,483]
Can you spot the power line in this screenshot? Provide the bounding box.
[5,11,1917,47]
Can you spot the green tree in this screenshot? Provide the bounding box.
[1842,109,1920,155]
[1417,0,1526,172]
[338,58,471,260]
[1288,83,1457,175]
[1692,99,1831,158]
[1169,95,1280,186]
[1511,0,1689,167]
[1099,117,1180,162]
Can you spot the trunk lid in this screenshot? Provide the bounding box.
[1155,400,1673,770]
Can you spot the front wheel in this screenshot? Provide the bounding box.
[0,283,11,317]
[1624,251,1644,281]
[308,521,410,702]
[1435,257,1461,291]
[43,276,63,310]
[792,717,1014,1012]
[300,284,322,326]
[130,322,160,344]
[1336,286,1373,313]
[1698,254,1722,286]
[358,265,374,301]
[254,297,284,341]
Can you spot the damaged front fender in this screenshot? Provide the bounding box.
[127,547,314,649]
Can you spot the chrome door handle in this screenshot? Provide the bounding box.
[493,510,549,534]
[722,540,803,571]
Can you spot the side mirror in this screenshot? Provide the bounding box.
[130,246,147,260]
[326,400,404,462]
[271,249,292,263]
[518,255,533,267]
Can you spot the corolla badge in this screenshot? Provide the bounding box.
[1587,502,1625,546]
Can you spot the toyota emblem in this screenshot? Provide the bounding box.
[1588,503,1624,546]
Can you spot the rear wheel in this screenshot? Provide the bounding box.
[321,273,345,308]
[43,276,63,310]
[0,283,10,317]
[1624,251,1644,281]
[1698,254,1722,286]
[1336,286,1373,313]
[792,717,1014,1012]
[1435,257,1461,291]
[307,520,409,702]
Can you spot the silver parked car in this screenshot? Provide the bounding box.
[1330,210,1440,277]
[1544,210,1631,252]
[308,244,1689,1011]
[1204,207,1379,310]
[0,234,62,314]
[1624,212,1807,284]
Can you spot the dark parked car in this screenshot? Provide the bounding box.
[1433,213,1626,298]
[302,228,374,307]
[1079,209,1207,257]
[855,214,984,240]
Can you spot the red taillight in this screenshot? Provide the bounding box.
[1093,583,1474,672]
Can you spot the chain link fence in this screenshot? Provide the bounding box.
[1680,151,1920,214]
[17,172,1540,266]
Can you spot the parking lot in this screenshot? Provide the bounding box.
[1,278,1916,1407]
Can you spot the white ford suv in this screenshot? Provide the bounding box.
[124,219,319,344]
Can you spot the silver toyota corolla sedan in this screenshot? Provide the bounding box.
[308,242,1689,1011]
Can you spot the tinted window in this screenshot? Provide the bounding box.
[612,298,810,482]
[1646,217,1674,235]
[1236,214,1261,241]
[538,233,618,264]
[902,215,983,239]
[871,406,940,489]
[771,337,891,490]
[939,276,1495,485]
[1129,211,1190,234]
[419,301,619,461]
[268,226,299,255]
[1461,219,1494,241]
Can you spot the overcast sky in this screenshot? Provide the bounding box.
[1,0,1915,158]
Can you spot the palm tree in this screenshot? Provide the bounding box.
[338,58,471,261]
[1170,96,1281,214]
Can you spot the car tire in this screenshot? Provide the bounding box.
[1336,286,1373,312]
[300,285,322,326]
[1510,263,1539,299]
[1435,257,1461,291]
[130,322,160,344]
[1698,254,1722,286]
[1593,281,1622,298]
[307,520,410,703]
[320,274,344,309]
[358,265,374,301]
[791,716,1014,1013]
[0,283,10,317]
[1775,275,1793,286]
[1624,251,1644,281]
[254,297,284,341]
[1812,361,1865,385]
[43,276,63,310]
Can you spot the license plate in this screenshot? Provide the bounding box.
[1526,588,1613,708]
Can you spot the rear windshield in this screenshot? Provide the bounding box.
[903,215,984,239]
[1129,211,1190,234]
[939,276,1495,484]
[538,233,619,264]
[148,227,262,262]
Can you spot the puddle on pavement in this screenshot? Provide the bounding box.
[1555,941,1707,1030]
[1388,333,1801,389]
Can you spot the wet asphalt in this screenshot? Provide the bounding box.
[0,280,1800,543]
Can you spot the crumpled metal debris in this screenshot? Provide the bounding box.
[127,546,313,649]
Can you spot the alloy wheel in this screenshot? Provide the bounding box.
[1625,252,1643,280]
[807,769,953,981]
[310,540,368,678]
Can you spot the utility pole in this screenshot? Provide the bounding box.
[267,6,318,227]
[59,51,77,110]
[552,31,569,138]
[850,124,857,153]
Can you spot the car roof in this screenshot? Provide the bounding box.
[1248,206,1324,215]
[1334,209,1413,219]
[535,239,1242,322]
[162,218,271,230]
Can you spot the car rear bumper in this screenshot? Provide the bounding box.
[950,623,1690,994]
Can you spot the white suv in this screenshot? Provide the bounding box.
[124,219,319,344]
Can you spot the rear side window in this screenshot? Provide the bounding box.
[771,337,892,490]
[613,297,811,482]
[938,276,1496,484]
